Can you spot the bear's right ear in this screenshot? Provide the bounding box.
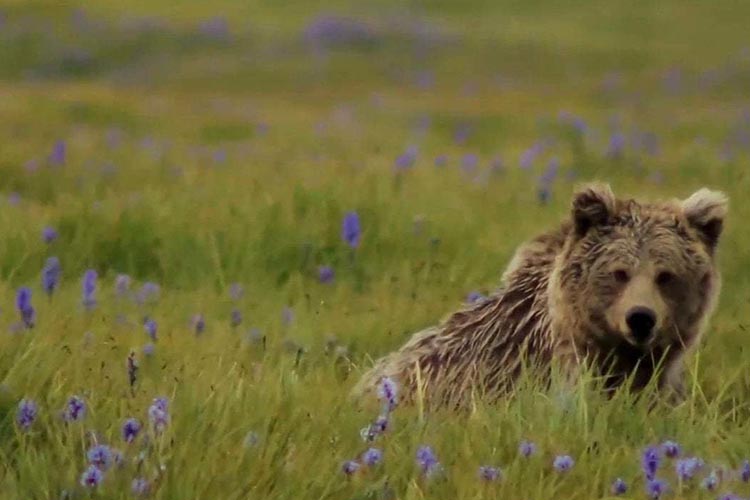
[571,183,616,237]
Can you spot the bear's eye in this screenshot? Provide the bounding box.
[612,269,630,283]
[656,271,675,286]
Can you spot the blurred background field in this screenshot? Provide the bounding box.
[1,1,750,499]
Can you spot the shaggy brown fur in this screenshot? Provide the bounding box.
[352,183,728,407]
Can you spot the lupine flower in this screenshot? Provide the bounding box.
[341,460,360,476]
[191,314,205,335]
[49,140,66,166]
[143,343,155,356]
[143,318,157,341]
[606,132,626,159]
[478,466,501,481]
[553,455,575,472]
[303,14,375,48]
[645,478,668,499]
[661,440,681,458]
[62,395,86,422]
[461,153,479,174]
[434,155,448,168]
[229,283,244,301]
[416,446,440,476]
[137,282,160,304]
[87,444,113,470]
[131,477,150,497]
[16,287,35,328]
[148,397,169,433]
[395,146,418,170]
[361,414,389,442]
[519,441,537,457]
[717,495,743,500]
[362,448,383,467]
[282,307,294,326]
[16,399,38,431]
[519,143,541,170]
[341,211,361,248]
[642,446,661,480]
[115,274,131,296]
[231,309,242,327]
[675,457,705,481]
[318,265,335,284]
[198,16,230,41]
[377,377,398,412]
[122,418,141,443]
[611,478,627,495]
[740,459,750,482]
[127,351,138,388]
[42,257,61,296]
[466,291,486,304]
[79,465,103,488]
[701,470,719,491]
[82,269,97,310]
[42,226,58,243]
[454,123,472,145]
[243,431,260,448]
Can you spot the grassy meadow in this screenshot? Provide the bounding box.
[1,1,750,498]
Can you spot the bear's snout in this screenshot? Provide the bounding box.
[625,306,657,343]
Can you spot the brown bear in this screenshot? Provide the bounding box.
[353,183,728,407]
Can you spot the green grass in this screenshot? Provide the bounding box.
[1,1,750,498]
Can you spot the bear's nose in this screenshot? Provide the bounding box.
[625,306,657,343]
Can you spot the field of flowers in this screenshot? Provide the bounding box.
[1,2,750,499]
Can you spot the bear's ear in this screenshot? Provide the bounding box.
[681,188,728,249]
[571,182,616,237]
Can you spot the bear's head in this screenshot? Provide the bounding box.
[551,182,728,359]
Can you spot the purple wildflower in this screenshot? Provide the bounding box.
[434,155,448,168]
[198,16,230,41]
[131,477,150,497]
[454,123,472,145]
[49,140,66,166]
[243,431,260,448]
[16,398,38,431]
[79,465,103,488]
[519,143,541,170]
[137,282,160,304]
[519,440,537,458]
[553,455,575,472]
[395,146,418,170]
[341,211,361,248]
[303,14,375,48]
[642,446,661,480]
[42,256,61,296]
[115,274,131,296]
[127,351,138,388]
[42,226,58,243]
[718,495,743,500]
[606,132,626,159]
[675,457,704,481]
[467,291,486,304]
[231,309,242,327]
[282,307,294,326]
[740,460,750,482]
[82,269,97,310]
[341,460,360,476]
[416,446,440,476]
[143,318,157,341]
[318,265,335,284]
[645,478,668,499]
[148,397,169,433]
[362,448,383,467]
[611,478,627,495]
[87,444,113,470]
[191,314,205,335]
[701,470,719,491]
[143,343,155,356]
[122,418,141,443]
[229,282,244,301]
[661,440,681,458]
[62,395,86,422]
[16,287,35,328]
[377,377,398,412]
[478,465,501,481]
[360,414,389,441]
[461,153,479,174]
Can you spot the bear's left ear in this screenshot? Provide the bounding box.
[681,188,728,249]
[571,182,616,237]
